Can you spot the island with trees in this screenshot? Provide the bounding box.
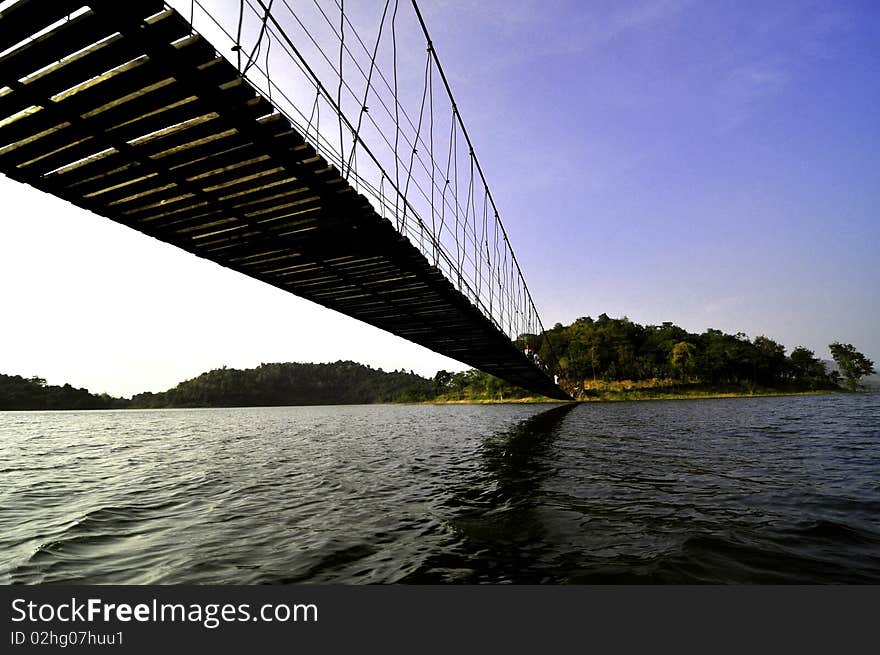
[515,314,875,401]
[0,315,875,409]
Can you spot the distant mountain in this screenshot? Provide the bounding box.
[129,361,435,408]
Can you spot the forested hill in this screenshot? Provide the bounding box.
[130,361,434,407]
[0,363,435,410]
[529,314,857,394]
[0,374,127,410]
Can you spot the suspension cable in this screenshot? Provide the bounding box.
[193,0,555,366]
[410,0,558,356]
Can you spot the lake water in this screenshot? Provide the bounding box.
[1,394,878,584]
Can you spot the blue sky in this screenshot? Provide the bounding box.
[1,0,877,396]
[424,0,879,355]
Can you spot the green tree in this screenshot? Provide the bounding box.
[753,335,787,386]
[788,346,833,389]
[670,341,697,381]
[433,370,453,394]
[829,342,876,391]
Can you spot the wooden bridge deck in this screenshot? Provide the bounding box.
[0,0,569,400]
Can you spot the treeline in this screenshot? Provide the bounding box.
[0,374,127,410]
[2,317,873,410]
[0,362,436,410]
[430,369,534,401]
[525,314,855,393]
[130,361,434,407]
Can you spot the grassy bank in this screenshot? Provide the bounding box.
[421,395,555,404]
[572,378,840,402]
[421,378,842,404]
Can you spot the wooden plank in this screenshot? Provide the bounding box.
[11,134,101,175]
[135,200,217,226]
[79,172,166,205]
[50,113,289,192]
[241,193,323,221]
[144,126,239,162]
[129,115,229,158]
[184,156,279,190]
[162,132,265,173]
[0,10,116,84]
[0,56,191,149]
[212,170,297,201]
[285,272,421,296]
[101,181,181,209]
[128,197,222,226]
[92,86,209,140]
[173,142,269,179]
[104,96,207,145]
[80,170,159,201]
[131,159,321,227]
[0,0,108,54]
[0,117,81,167]
[53,60,170,117]
[0,106,62,148]
[115,188,195,216]
[0,11,191,121]
[157,176,303,230]
[88,2,372,225]
[4,92,220,174]
[54,155,137,192]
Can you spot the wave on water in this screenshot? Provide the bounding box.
[1,395,879,584]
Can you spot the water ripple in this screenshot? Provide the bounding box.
[1,395,878,583]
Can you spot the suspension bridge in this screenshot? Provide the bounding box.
[0,0,570,400]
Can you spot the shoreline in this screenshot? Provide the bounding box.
[419,388,845,405]
[2,389,867,411]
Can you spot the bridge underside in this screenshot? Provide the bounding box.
[0,0,569,400]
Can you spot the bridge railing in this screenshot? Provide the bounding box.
[169,0,558,375]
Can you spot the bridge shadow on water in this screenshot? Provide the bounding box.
[400,403,579,583]
[400,400,880,584]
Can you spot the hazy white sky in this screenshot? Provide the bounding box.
[1,0,878,397]
[0,180,467,396]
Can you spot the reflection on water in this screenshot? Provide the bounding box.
[1,394,878,584]
[404,404,577,583]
